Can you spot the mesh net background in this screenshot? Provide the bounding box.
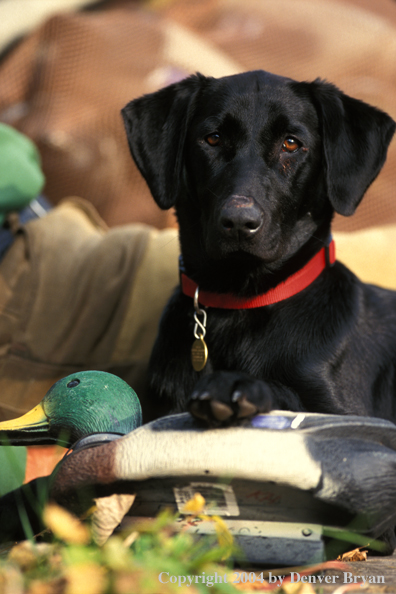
[0,0,395,232]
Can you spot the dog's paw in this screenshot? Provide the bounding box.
[188,371,272,427]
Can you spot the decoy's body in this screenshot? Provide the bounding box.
[51,411,396,560]
[0,371,142,495]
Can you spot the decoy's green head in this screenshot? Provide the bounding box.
[0,371,142,447]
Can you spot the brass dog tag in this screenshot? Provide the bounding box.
[191,337,208,372]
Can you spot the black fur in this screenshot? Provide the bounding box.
[122,70,396,430]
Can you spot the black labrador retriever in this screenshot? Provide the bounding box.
[122,70,396,428]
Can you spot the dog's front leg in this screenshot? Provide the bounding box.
[188,371,305,427]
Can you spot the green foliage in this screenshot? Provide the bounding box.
[0,444,27,496]
[0,505,240,594]
[0,498,381,593]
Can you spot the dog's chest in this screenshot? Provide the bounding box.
[200,305,307,378]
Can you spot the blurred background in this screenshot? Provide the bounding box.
[0,0,395,232]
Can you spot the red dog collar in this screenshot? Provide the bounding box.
[181,240,336,309]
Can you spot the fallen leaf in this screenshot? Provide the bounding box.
[0,565,24,594]
[27,579,66,594]
[8,542,40,571]
[337,547,368,562]
[91,493,135,545]
[8,541,53,571]
[43,504,90,545]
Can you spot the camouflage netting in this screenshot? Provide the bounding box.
[0,0,396,230]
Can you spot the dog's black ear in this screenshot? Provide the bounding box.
[307,80,395,216]
[122,74,205,209]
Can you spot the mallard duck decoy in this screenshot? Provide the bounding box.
[51,411,396,562]
[0,370,142,495]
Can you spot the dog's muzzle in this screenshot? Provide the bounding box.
[219,195,264,239]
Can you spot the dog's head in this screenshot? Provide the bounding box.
[122,71,395,287]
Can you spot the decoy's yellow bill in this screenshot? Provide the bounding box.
[0,403,50,444]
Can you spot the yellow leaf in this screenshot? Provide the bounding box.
[65,563,106,594]
[211,515,234,549]
[182,493,206,515]
[211,515,228,531]
[43,504,90,545]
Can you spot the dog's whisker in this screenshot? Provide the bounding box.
[205,187,222,200]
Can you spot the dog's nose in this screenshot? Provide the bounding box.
[220,196,263,237]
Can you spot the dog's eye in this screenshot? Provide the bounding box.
[282,138,300,153]
[205,133,220,146]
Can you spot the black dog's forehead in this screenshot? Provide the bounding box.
[193,70,316,133]
[215,69,293,94]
